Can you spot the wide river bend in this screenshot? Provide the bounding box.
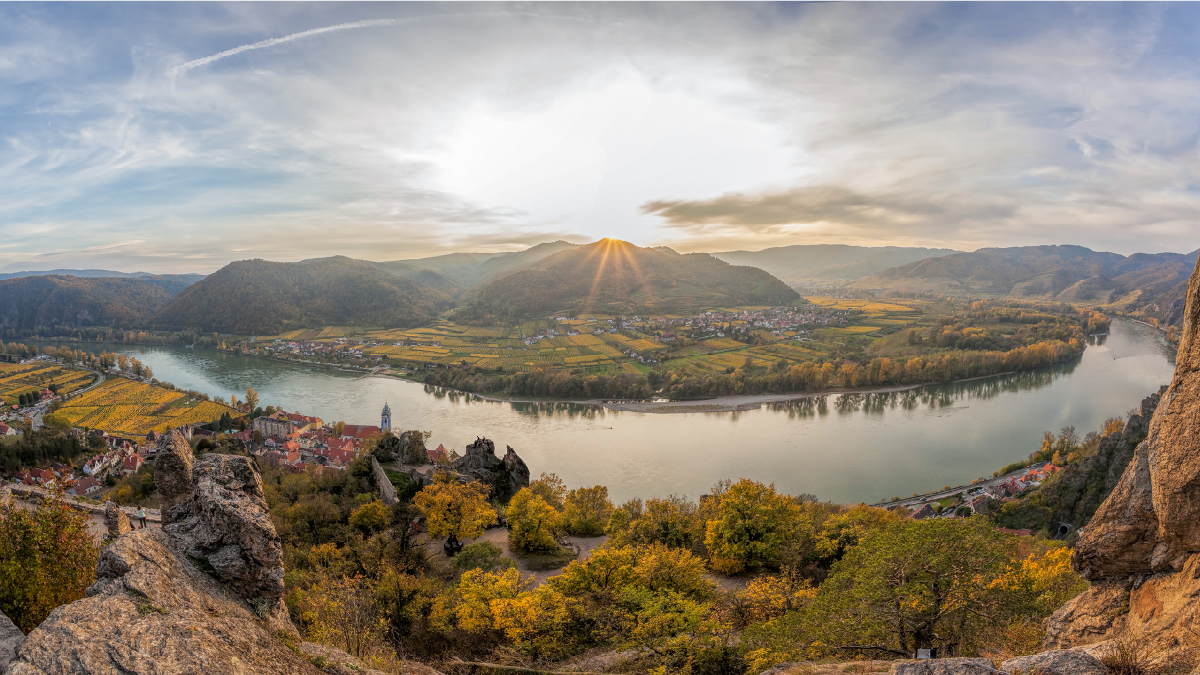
[46,319,1175,504]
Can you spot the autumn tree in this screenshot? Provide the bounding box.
[507,487,561,552]
[562,485,613,536]
[0,493,99,632]
[528,472,567,510]
[413,475,495,542]
[349,500,392,532]
[245,387,259,411]
[705,479,803,574]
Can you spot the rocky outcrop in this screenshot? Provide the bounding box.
[374,430,429,465]
[0,609,24,672]
[5,448,413,675]
[1051,255,1200,653]
[162,453,285,601]
[453,438,530,502]
[154,430,195,512]
[104,500,132,536]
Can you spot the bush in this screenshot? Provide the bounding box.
[452,542,516,574]
[0,493,100,632]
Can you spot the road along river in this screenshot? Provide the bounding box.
[41,319,1175,504]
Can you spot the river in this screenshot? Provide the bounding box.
[39,319,1175,504]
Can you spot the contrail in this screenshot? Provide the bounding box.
[170,12,599,76]
[0,188,36,200]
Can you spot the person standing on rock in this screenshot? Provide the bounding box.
[134,505,147,529]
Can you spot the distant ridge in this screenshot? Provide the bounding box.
[0,275,181,330]
[0,269,205,283]
[379,241,580,288]
[851,245,1199,328]
[455,238,801,322]
[710,244,960,284]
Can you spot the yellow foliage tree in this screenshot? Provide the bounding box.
[491,585,574,657]
[455,567,529,632]
[413,476,495,541]
[562,485,613,536]
[705,479,803,574]
[507,488,561,552]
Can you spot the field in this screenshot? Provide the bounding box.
[355,320,671,374]
[0,362,96,406]
[54,378,241,435]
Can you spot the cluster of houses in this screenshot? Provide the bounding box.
[902,463,1061,521]
[12,430,158,496]
[639,306,849,342]
[250,408,392,474]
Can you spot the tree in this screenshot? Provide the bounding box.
[245,388,259,411]
[412,476,495,541]
[807,517,1017,658]
[349,500,392,532]
[0,492,99,632]
[117,354,128,371]
[705,479,803,574]
[507,487,561,552]
[335,421,345,436]
[562,485,614,536]
[528,472,567,510]
[253,429,264,445]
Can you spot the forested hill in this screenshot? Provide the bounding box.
[0,275,180,330]
[712,244,959,284]
[454,239,803,322]
[852,245,1199,328]
[378,240,580,288]
[151,256,453,334]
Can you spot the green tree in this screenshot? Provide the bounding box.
[807,517,1016,658]
[507,487,561,552]
[704,479,803,574]
[528,472,567,510]
[452,541,517,573]
[349,500,392,532]
[562,485,613,536]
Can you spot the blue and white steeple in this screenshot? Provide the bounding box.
[381,401,392,431]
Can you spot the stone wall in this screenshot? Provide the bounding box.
[371,456,398,506]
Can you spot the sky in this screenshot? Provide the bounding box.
[3,2,1200,273]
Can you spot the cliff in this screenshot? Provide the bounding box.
[1045,252,1200,653]
[2,431,410,675]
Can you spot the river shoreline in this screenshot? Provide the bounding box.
[362,368,1038,414]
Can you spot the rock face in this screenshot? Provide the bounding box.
[5,448,403,675]
[7,529,317,675]
[0,609,24,672]
[163,453,285,601]
[154,430,195,512]
[453,437,530,501]
[104,501,132,536]
[374,430,429,465]
[1051,254,1200,653]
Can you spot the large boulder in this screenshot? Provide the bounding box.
[104,500,132,536]
[889,659,996,675]
[164,453,284,601]
[1000,649,1109,674]
[154,430,195,516]
[0,609,24,672]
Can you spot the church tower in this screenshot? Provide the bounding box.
[380,401,392,431]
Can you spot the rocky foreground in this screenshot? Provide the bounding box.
[1,431,398,675]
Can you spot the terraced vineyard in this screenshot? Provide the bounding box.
[54,378,241,435]
[0,362,96,406]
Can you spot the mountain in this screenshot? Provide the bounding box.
[851,245,1198,326]
[710,245,960,284]
[383,241,580,288]
[455,239,802,321]
[0,269,205,284]
[152,256,452,334]
[0,275,178,330]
